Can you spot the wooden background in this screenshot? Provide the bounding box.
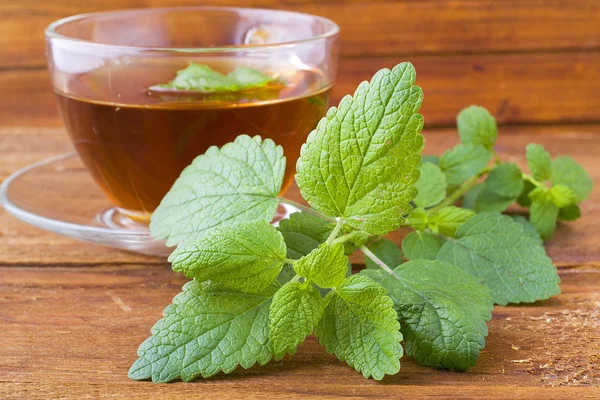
[2,0,600,128]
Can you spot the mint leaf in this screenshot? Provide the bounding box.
[428,206,474,237]
[269,281,325,359]
[414,162,447,208]
[530,193,559,240]
[129,281,275,382]
[151,63,275,93]
[293,243,348,288]
[462,183,485,210]
[277,212,332,259]
[526,144,552,182]
[558,204,581,221]
[436,212,560,305]
[406,207,428,231]
[517,180,536,207]
[296,62,424,235]
[402,231,444,260]
[364,239,403,270]
[457,106,497,149]
[550,184,577,208]
[551,156,593,203]
[362,260,493,370]
[485,163,523,198]
[440,144,491,188]
[151,135,285,246]
[169,221,286,293]
[472,187,516,213]
[316,275,402,380]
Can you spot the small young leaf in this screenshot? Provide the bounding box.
[457,106,497,149]
[277,212,332,259]
[316,275,402,380]
[406,207,428,231]
[364,239,403,269]
[485,163,523,198]
[402,231,444,260]
[440,144,491,188]
[269,281,325,359]
[293,243,348,288]
[530,195,559,240]
[362,260,493,370]
[551,156,593,203]
[526,144,552,182]
[414,162,447,208]
[151,135,285,246]
[517,180,536,207]
[129,281,275,382]
[550,184,577,208]
[558,204,581,221]
[436,212,560,305]
[296,62,424,235]
[428,206,475,237]
[169,221,286,293]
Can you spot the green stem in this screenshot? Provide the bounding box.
[360,245,395,275]
[277,197,336,222]
[326,218,345,245]
[285,258,296,265]
[427,166,493,215]
[522,173,544,188]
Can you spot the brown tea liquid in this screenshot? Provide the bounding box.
[55,61,330,219]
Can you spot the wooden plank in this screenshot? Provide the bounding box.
[3,0,600,68]
[0,264,598,398]
[3,51,600,128]
[1,125,599,267]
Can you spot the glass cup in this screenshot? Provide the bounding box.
[45,7,339,222]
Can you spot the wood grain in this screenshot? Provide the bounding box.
[3,0,600,68]
[0,264,598,399]
[1,125,599,267]
[4,51,600,128]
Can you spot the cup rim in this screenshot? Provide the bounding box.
[45,6,340,53]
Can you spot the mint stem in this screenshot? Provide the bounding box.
[427,166,493,215]
[522,173,544,188]
[326,218,345,245]
[360,245,395,275]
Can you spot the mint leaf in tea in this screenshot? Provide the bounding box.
[150,63,279,93]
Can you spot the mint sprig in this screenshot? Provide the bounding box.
[130,62,591,383]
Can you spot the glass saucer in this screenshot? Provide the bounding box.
[0,153,297,257]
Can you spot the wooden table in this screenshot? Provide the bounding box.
[1,125,599,399]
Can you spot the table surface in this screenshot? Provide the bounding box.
[1,125,599,399]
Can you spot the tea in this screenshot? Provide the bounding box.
[55,60,331,219]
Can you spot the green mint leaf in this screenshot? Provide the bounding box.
[129,281,275,382]
[169,221,286,293]
[485,163,523,198]
[462,183,485,210]
[364,239,403,270]
[421,155,440,166]
[550,184,577,208]
[510,215,543,243]
[269,281,325,359]
[517,180,536,207]
[401,231,444,260]
[362,259,493,370]
[406,207,428,231]
[558,204,581,221]
[151,135,285,246]
[440,144,491,188]
[436,212,560,305]
[293,243,348,288]
[551,156,593,203]
[530,194,559,240]
[456,106,497,149]
[316,275,403,380]
[526,143,552,182]
[472,187,516,213]
[428,206,475,237]
[414,162,447,208]
[296,62,424,235]
[277,212,332,259]
[152,63,275,93]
